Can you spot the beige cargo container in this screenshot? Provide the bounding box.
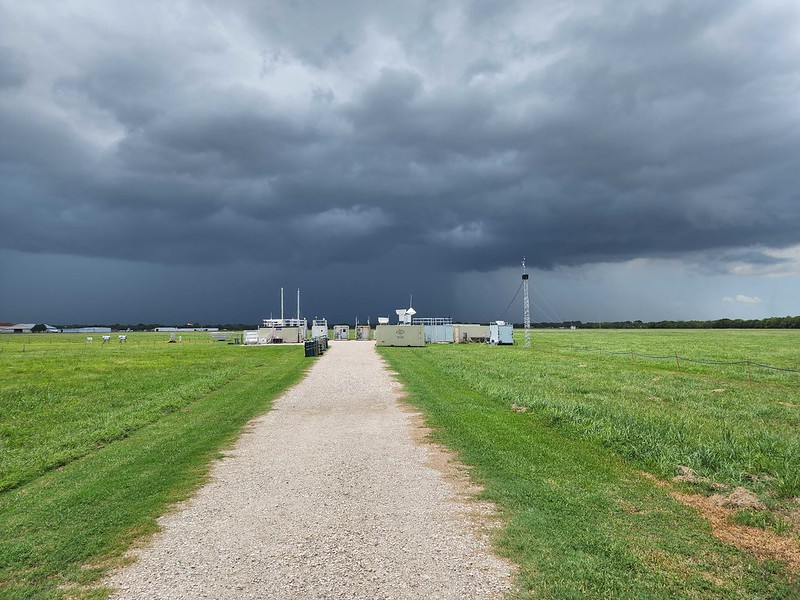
[375,325,425,347]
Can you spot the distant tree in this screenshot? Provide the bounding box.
[31,323,47,332]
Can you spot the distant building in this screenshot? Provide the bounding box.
[153,327,220,332]
[0,323,60,333]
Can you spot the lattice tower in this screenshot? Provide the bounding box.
[522,257,531,347]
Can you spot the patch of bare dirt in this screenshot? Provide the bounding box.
[673,465,706,485]
[672,466,728,491]
[713,488,767,511]
[711,388,726,393]
[510,403,528,413]
[641,472,800,573]
[673,491,799,572]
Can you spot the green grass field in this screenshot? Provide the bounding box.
[0,333,308,599]
[380,329,799,598]
[2,329,798,598]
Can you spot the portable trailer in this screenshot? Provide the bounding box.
[333,325,349,340]
[311,319,328,339]
[355,325,371,340]
[489,321,514,345]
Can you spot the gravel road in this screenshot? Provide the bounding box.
[105,341,513,599]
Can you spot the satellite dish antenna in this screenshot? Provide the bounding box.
[407,293,416,318]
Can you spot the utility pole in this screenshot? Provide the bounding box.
[522,257,531,347]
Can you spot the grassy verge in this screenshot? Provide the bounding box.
[426,331,800,496]
[0,334,308,599]
[380,333,798,598]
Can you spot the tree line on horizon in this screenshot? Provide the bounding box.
[521,315,800,329]
[48,315,800,331]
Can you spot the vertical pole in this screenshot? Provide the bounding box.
[297,288,300,322]
[522,257,531,347]
[281,287,284,325]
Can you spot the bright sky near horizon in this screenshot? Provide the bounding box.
[1,1,798,324]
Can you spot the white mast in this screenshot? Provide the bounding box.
[280,287,284,325]
[297,288,300,321]
[522,258,531,347]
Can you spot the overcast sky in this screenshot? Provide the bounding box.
[1,1,798,325]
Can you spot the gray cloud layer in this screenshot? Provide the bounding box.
[1,1,799,321]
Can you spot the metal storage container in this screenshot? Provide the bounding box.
[375,325,425,347]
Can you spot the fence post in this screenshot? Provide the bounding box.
[675,353,680,368]
[746,360,751,383]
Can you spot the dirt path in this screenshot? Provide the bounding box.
[106,341,513,599]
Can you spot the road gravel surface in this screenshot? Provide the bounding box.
[106,341,513,599]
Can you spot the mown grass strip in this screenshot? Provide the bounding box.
[380,344,797,598]
[0,334,279,492]
[0,344,308,600]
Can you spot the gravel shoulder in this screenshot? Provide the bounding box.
[105,341,514,599]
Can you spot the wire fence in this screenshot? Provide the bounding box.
[551,344,800,374]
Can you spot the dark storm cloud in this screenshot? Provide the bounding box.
[2,0,799,282]
[0,47,28,89]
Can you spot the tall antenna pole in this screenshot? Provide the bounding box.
[297,288,300,321]
[522,258,531,347]
[280,287,284,325]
